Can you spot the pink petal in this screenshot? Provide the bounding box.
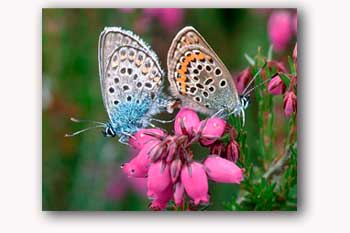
[267,75,286,95]
[122,140,159,178]
[129,128,165,150]
[283,91,297,117]
[149,185,173,210]
[181,162,209,205]
[203,155,244,183]
[174,108,200,136]
[226,140,240,163]
[147,161,172,198]
[235,68,251,95]
[198,118,226,146]
[173,182,184,206]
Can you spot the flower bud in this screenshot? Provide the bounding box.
[226,140,240,163]
[181,162,209,205]
[235,68,251,95]
[198,118,226,146]
[283,91,297,117]
[203,155,244,184]
[267,75,286,95]
[174,108,200,136]
[149,185,173,210]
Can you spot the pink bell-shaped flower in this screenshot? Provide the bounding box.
[129,128,165,150]
[173,182,185,206]
[147,160,172,198]
[198,118,226,146]
[283,91,297,117]
[203,155,244,183]
[181,162,209,205]
[267,75,287,95]
[174,108,200,136]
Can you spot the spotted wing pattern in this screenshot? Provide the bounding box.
[99,27,164,134]
[167,26,240,115]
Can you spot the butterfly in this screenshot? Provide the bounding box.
[66,27,173,143]
[167,26,263,125]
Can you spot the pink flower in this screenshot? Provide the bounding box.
[149,185,173,210]
[204,156,244,183]
[181,162,209,205]
[122,140,159,178]
[267,75,287,95]
[143,8,184,32]
[268,11,293,52]
[122,108,244,210]
[235,68,252,95]
[147,161,172,198]
[129,128,165,150]
[198,117,226,146]
[283,91,297,117]
[174,108,200,136]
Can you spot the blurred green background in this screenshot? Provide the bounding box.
[42,8,293,211]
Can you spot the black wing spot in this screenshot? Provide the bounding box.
[127,68,133,75]
[120,67,126,74]
[193,69,199,75]
[127,96,132,101]
[215,68,222,76]
[123,85,130,91]
[197,64,203,70]
[209,86,215,92]
[137,82,142,88]
[190,87,197,94]
[194,96,201,102]
[145,82,152,88]
[202,91,209,98]
[206,65,212,72]
[133,74,138,80]
[109,87,115,93]
[196,83,204,89]
[113,100,119,105]
[219,79,227,87]
[204,78,213,85]
[114,78,119,84]
[150,92,156,99]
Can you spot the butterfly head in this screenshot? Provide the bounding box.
[102,122,117,137]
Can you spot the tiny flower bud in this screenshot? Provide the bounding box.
[204,155,244,183]
[283,91,297,117]
[235,68,252,95]
[174,108,200,136]
[209,141,225,156]
[226,140,240,163]
[181,162,209,205]
[267,75,287,95]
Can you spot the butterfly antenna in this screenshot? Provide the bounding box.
[64,125,105,137]
[70,117,106,126]
[241,61,267,96]
[243,73,278,97]
[150,118,175,124]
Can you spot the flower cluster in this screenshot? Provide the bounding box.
[121,108,244,210]
[267,43,298,117]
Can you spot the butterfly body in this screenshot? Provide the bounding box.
[167,26,245,117]
[99,27,170,142]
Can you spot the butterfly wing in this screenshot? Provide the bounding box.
[99,27,165,134]
[167,26,240,115]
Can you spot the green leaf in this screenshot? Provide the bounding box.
[279,73,291,88]
[288,56,296,76]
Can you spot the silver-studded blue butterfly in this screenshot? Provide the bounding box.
[66,27,173,143]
